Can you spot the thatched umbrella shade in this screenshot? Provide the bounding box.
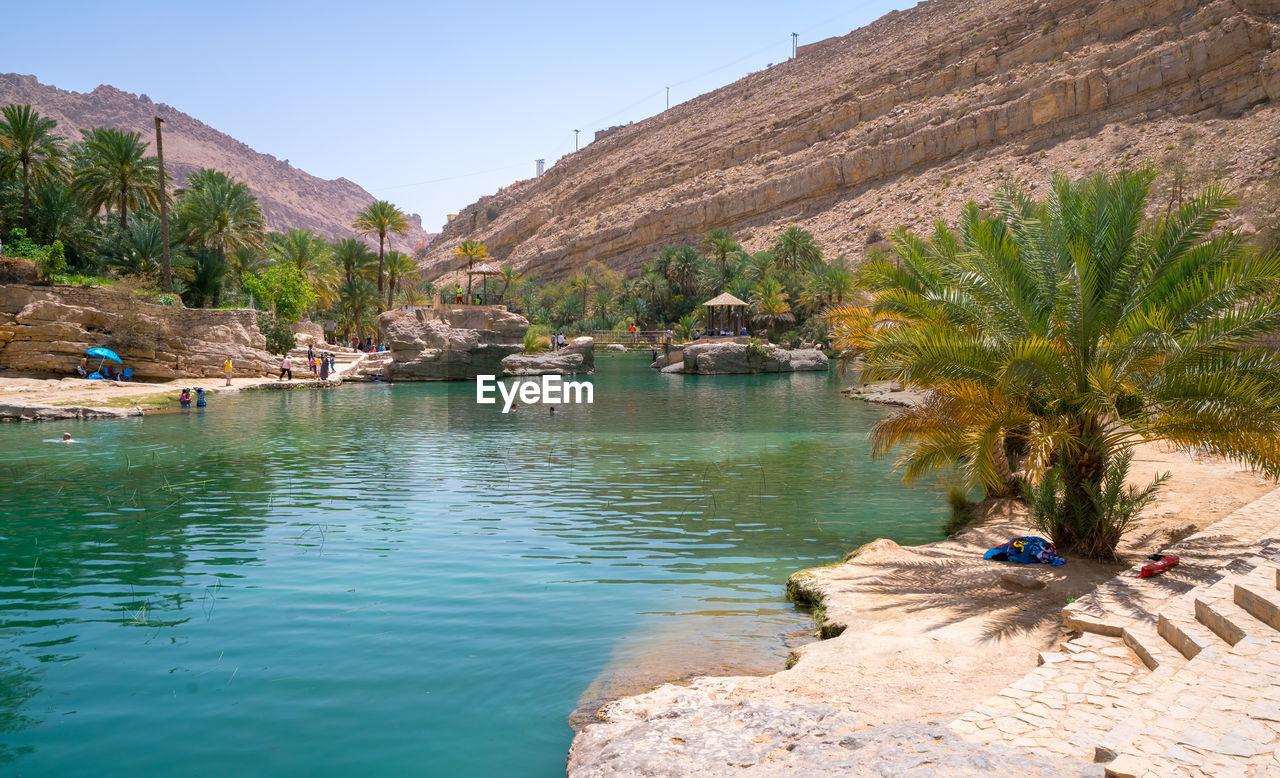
[702,292,748,335]
[464,263,503,303]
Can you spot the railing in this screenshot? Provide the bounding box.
[587,330,672,348]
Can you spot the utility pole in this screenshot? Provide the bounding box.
[666,86,670,110]
[535,158,545,177]
[574,129,581,151]
[791,32,799,59]
[154,116,172,293]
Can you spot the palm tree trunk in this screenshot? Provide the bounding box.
[119,185,128,228]
[21,160,30,229]
[377,234,386,293]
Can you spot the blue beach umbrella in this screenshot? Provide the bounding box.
[85,346,122,379]
[86,347,122,363]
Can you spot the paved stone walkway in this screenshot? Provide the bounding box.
[951,488,1280,777]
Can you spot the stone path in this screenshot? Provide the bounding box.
[951,488,1280,777]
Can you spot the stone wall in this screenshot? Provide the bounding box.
[0,284,278,380]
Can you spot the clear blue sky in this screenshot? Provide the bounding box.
[9,0,907,230]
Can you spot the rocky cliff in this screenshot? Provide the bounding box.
[0,284,278,380]
[0,73,428,251]
[421,0,1280,280]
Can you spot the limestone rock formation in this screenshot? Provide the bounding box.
[0,257,39,285]
[0,73,428,250]
[0,400,143,421]
[569,703,1100,778]
[0,285,278,380]
[502,336,595,375]
[378,306,528,380]
[420,0,1280,280]
[293,320,326,346]
[675,341,829,375]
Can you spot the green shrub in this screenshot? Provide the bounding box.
[944,486,976,536]
[257,311,297,355]
[1025,449,1167,560]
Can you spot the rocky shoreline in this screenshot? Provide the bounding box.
[566,440,1277,776]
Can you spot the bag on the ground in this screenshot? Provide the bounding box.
[984,536,1065,566]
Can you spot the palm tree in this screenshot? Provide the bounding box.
[702,228,739,276]
[72,127,162,227]
[180,245,230,308]
[397,278,435,307]
[384,250,414,310]
[750,278,794,340]
[0,104,68,229]
[667,246,702,297]
[451,240,488,302]
[174,170,265,282]
[333,238,374,284]
[108,213,164,280]
[338,277,379,343]
[569,273,592,316]
[772,224,822,272]
[741,250,776,284]
[353,199,410,293]
[498,263,523,302]
[847,169,1280,558]
[32,180,86,253]
[800,261,856,313]
[270,228,328,273]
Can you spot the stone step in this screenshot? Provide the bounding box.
[1196,592,1258,646]
[1121,622,1186,671]
[1234,580,1280,633]
[1157,611,1219,660]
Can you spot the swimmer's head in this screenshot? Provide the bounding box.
[62,432,71,441]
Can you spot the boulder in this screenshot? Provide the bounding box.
[378,306,529,381]
[606,343,627,352]
[0,257,39,285]
[502,336,595,376]
[294,319,326,346]
[675,341,829,375]
[0,284,278,380]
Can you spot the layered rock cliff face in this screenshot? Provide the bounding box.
[421,0,1280,280]
[0,73,428,251]
[378,306,528,380]
[0,285,277,379]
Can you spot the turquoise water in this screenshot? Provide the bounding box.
[0,355,947,776]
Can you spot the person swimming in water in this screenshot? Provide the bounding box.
[61,432,75,443]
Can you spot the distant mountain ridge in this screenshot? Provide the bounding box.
[0,73,427,252]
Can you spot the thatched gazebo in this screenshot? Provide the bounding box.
[702,292,748,335]
[465,263,503,304]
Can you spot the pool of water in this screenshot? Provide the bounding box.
[0,354,947,776]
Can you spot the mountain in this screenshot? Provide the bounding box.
[420,0,1280,281]
[0,73,428,251]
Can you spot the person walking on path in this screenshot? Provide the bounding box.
[279,355,292,381]
[223,357,233,386]
[319,352,330,380]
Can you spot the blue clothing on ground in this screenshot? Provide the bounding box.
[983,536,1065,566]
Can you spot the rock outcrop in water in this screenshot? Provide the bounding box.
[420,0,1280,281]
[657,341,828,375]
[377,306,528,380]
[501,336,595,375]
[0,284,277,380]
